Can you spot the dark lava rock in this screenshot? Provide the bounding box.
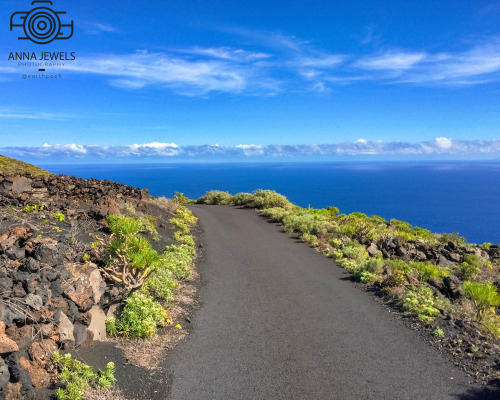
[443,275,462,299]
[5,352,34,400]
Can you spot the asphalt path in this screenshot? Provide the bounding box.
[161,205,497,400]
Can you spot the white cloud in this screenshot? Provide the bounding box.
[357,52,427,71]
[3,138,500,160]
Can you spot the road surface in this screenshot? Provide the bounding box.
[160,205,496,400]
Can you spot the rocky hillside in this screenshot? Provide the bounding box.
[0,173,183,399]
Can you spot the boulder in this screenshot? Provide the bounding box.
[23,294,42,311]
[55,311,74,343]
[63,263,105,311]
[438,254,455,268]
[0,303,24,328]
[73,323,88,346]
[87,306,106,342]
[367,243,380,257]
[443,275,462,299]
[10,177,32,195]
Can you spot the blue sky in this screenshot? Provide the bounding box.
[1,0,500,161]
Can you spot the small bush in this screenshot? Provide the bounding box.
[454,254,487,280]
[231,192,254,206]
[355,270,376,283]
[248,189,293,209]
[107,215,141,236]
[388,259,412,275]
[53,212,66,222]
[198,190,233,205]
[110,292,167,338]
[411,262,449,282]
[363,257,384,274]
[463,281,500,317]
[51,352,116,400]
[403,285,441,323]
[302,233,319,247]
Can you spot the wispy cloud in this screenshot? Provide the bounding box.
[83,22,117,35]
[0,110,72,120]
[57,50,275,95]
[3,30,500,94]
[3,138,500,160]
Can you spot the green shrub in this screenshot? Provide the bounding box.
[340,244,369,273]
[355,270,376,283]
[51,352,116,400]
[110,292,167,338]
[53,212,66,222]
[248,189,293,209]
[23,204,44,212]
[454,254,488,280]
[463,281,500,318]
[107,215,141,236]
[480,242,492,250]
[302,233,319,247]
[161,244,193,280]
[388,259,412,274]
[363,257,384,274]
[231,192,254,206]
[260,207,291,222]
[411,262,449,282]
[173,192,193,205]
[403,285,441,323]
[439,232,466,247]
[198,190,233,205]
[283,213,323,235]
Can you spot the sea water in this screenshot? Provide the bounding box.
[40,161,500,244]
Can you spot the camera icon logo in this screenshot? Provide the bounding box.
[10,1,73,45]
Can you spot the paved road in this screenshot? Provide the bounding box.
[162,205,496,400]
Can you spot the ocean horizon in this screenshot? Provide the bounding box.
[39,161,500,245]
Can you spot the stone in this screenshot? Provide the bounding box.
[106,304,120,319]
[23,294,42,311]
[366,243,380,257]
[10,228,29,241]
[448,252,461,263]
[0,236,17,252]
[27,340,57,363]
[5,246,25,261]
[5,326,32,352]
[11,284,26,299]
[87,306,106,342]
[396,246,407,257]
[55,311,74,343]
[0,278,13,298]
[0,303,24,327]
[63,263,104,311]
[443,275,462,299]
[32,239,61,266]
[73,323,88,346]
[438,254,455,268]
[39,323,54,339]
[23,258,39,273]
[10,177,32,195]
[0,323,19,355]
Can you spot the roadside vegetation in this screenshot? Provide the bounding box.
[197,190,500,343]
[102,200,197,339]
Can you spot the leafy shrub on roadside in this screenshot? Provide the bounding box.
[302,233,319,247]
[51,352,116,400]
[231,192,254,206]
[411,262,449,282]
[403,285,441,323]
[247,189,293,209]
[198,190,233,205]
[107,291,167,338]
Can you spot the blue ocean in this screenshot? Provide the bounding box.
[40,162,500,244]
